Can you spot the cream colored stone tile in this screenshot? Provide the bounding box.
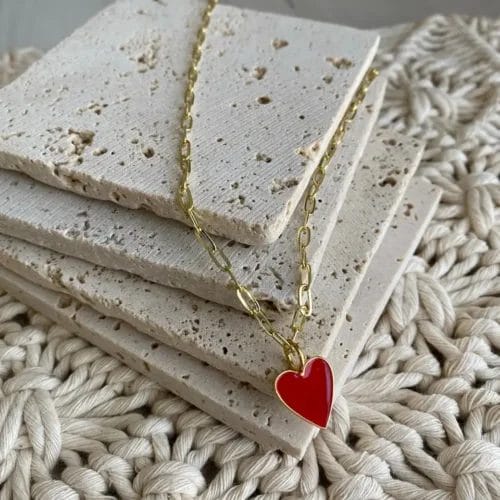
[0,131,424,395]
[0,0,378,244]
[0,178,441,457]
[0,122,428,319]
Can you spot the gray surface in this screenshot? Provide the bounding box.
[1,0,499,52]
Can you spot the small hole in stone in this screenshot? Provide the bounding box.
[252,66,267,80]
[272,39,288,49]
[113,322,121,331]
[256,153,272,163]
[57,297,72,309]
[326,56,353,69]
[257,96,271,105]
[379,176,397,187]
[151,342,159,350]
[222,347,228,355]
[111,191,122,202]
[142,146,155,158]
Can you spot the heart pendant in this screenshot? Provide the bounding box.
[275,357,334,428]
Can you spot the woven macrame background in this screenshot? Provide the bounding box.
[0,14,499,499]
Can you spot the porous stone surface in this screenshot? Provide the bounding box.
[0,0,379,245]
[0,134,424,395]
[0,178,441,457]
[0,123,426,315]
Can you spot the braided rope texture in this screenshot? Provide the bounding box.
[0,15,499,499]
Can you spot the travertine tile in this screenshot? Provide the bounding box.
[0,0,379,244]
[0,131,424,394]
[0,178,441,457]
[0,123,429,316]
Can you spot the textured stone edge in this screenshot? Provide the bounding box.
[0,131,424,397]
[0,1,379,245]
[0,178,441,457]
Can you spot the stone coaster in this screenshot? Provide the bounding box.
[0,0,379,245]
[0,78,386,310]
[0,178,441,457]
[0,121,429,318]
[0,132,424,395]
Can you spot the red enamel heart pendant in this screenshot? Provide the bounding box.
[275,357,334,428]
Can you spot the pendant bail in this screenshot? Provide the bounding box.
[275,357,335,428]
[283,340,306,372]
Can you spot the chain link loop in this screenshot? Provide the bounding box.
[177,0,378,370]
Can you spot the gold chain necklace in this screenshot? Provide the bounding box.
[177,0,377,427]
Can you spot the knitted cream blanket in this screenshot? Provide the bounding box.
[0,15,499,499]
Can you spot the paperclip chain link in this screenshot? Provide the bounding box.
[177,0,378,371]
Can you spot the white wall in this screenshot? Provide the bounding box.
[1,0,499,52]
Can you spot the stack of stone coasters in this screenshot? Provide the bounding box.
[0,0,441,457]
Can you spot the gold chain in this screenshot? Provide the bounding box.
[177,0,378,371]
